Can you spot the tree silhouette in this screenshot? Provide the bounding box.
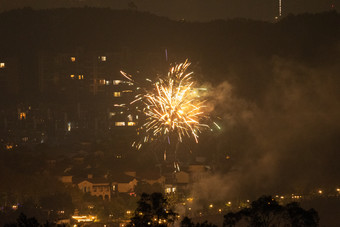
[4,213,40,227]
[181,216,217,227]
[223,196,319,227]
[128,193,177,227]
[285,202,319,227]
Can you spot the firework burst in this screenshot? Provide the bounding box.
[121,60,210,150]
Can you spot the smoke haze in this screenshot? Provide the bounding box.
[190,56,340,204]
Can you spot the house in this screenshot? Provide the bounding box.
[137,170,165,186]
[175,171,189,184]
[77,178,111,200]
[111,174,138,194]
[188,164,209,182]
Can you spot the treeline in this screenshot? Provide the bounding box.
[0,8,338,60]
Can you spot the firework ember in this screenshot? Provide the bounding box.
[121,60,211,150]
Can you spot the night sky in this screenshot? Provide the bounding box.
[0,0,337,21]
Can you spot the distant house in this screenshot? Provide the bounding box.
[77,178,111,200]
[111,174,138,194]
[188,164,209,182]
[175,171,189,184]
[137,170,165,186]
[174,171,190,192]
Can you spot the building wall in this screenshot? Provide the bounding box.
[78,180,111,200]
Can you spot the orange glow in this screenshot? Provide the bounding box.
[19,112,26,120]
[128,122,136,126]
[114,92,121,97]
[115,122,125,126]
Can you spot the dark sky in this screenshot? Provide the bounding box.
[0,0,337,21]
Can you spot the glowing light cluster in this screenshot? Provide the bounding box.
[122,60,209,149]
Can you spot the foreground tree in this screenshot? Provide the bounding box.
[223,196,319,227]
[128,193,177,227]
[4,213,40,227]
[181,216,217,227]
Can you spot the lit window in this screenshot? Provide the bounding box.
[19,112,26,120]
[113,80,122,85]
[78,75,84,80]
[114,92,121,97]
[127,114,133,121]
[99,56,106,61]
[165,188,171,193]
[70,74,75,78]
[70,57,76,62]
[128,122,136,126]
[0,63,5,68]
[105,80,110,85]
[115,122,125,126]
[99,79,105,85]
[67,122,71,132]
[123,90,133,93]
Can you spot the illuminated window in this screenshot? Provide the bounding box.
[19,112,26,120]
[123,90,133,93]
[127,114,133,121]
[105,80,110,85]
[70,74,75,78]
[113,80,122,85]
[99,56,106,61]
[128,122,136,126]
[99,79,105,85]
[0,63,5,68]
[78,75,84,80]
[114,92,121,97]
[67,122,71,132]
[115,122,125,126]
[165,188,171,193]
[70,57,76,62]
